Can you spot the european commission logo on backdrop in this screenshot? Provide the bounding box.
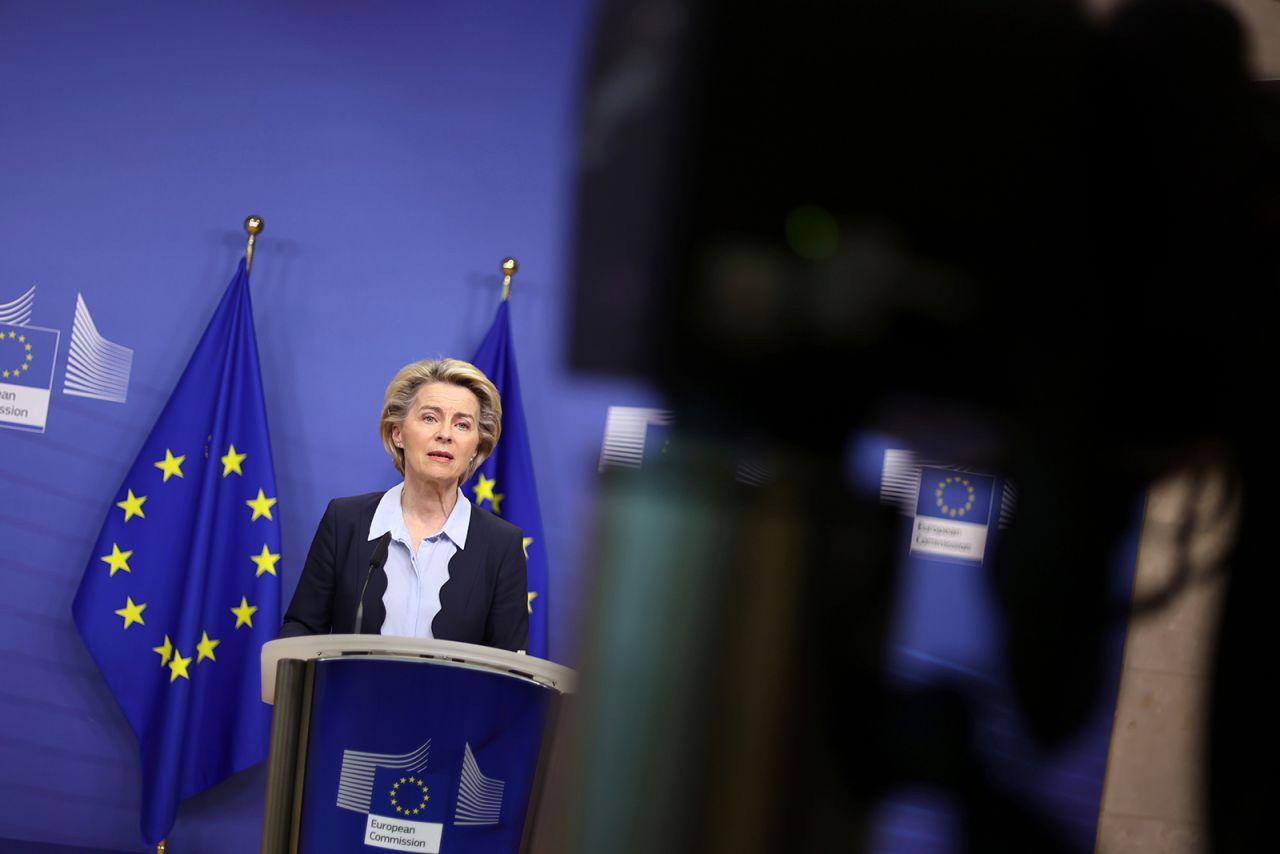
[911,467,996,562]
[63,292,133,403]
[0,285,133,433]
[597,406,772,484]
[335,740,507,852]
[0,287,59,433]
[880,450,1017,565]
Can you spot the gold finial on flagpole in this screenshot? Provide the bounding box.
[500,257,518,301]
[244,215,264,274]
[156,840,166,853]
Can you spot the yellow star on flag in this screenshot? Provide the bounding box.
[153,449,186,482]
[168,649,192,682]
[527,591,537,614]
[99,543,133,576]
[196,631,220,663]
[220,444,247,477]
[231,596,258,629]
[152,634,172,666]
[114,596,146,629]
[522,537,533,559]
[246,489,277,521]
[472,473,496,504]
[116,489,147,522]
[472,473,504,513]
[250,544,281,577]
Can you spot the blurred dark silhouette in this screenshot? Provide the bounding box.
[556,0,1279,851]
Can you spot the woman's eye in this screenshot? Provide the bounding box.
[457,422,471,431]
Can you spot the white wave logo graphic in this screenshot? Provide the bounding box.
[880,449,924,515]
[335,740,430,814]
[598,406,674,471]
[999,482,1018,530]
[0,286,35,325]
[453,742,505,826]
[63,293,132,403]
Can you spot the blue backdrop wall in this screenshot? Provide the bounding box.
[0,2,668,850]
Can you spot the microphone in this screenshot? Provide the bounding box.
[354,532,392,634]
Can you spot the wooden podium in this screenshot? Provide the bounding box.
[259,636,575,854]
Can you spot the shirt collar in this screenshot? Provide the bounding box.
[369,483,472,549]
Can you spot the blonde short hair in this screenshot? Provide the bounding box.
[380,358,502,483]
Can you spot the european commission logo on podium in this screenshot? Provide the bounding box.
[336,740,507,852]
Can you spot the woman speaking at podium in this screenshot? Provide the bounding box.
[279,358,528,651]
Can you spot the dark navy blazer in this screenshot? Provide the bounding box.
[279,491,528,651]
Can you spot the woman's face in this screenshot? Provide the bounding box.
[392,382,482,489]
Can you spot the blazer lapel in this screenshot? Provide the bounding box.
[353,498,388,634]
[433,504,482,640]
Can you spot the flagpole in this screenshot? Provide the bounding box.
[245,215,264,274]
[500,256,518,301]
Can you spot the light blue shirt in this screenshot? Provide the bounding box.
[369,483,472,638]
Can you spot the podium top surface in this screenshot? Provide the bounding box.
[261,635,577,703]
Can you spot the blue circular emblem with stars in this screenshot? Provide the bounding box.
[934,476,976,519]
[1,329,34,380]
[389,776,429,816]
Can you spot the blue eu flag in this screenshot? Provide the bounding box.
[465,300,548,658]
[72,259,281,845]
